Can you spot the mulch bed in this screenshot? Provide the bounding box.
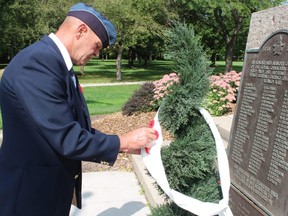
[82,111,172,172]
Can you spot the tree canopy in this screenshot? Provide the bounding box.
[170,0,285,71]
[0,0,77,61]
[95,0,173,80]
[0,0,287,74]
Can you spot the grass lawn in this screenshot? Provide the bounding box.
[211,61,243,75]
[74,59,243,84]
[83,84,141,115]
[74,59,175,83]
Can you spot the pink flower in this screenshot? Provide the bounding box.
[152,72,180,102]
[207,70,241,115]
[226,94,236,102]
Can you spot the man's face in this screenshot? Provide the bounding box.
[72,25,103,66]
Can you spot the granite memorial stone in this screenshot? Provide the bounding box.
[228,19,288,216]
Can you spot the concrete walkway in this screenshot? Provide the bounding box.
[69,171,151,216]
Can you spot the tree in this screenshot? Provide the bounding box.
[0,0,77,60]
[169,0,285,72]
[95,0,172,80]
[0,0,44,59]
[126,0,176,66]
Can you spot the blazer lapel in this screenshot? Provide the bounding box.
[75,74,92,129]
[67,69,91,130]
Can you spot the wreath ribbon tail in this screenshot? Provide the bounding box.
[142,108,233,216]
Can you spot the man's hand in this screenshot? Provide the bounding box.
[119,127,157,154]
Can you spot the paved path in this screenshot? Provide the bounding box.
[81,81,146,87]
[69,171,151,216]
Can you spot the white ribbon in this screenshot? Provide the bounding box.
[141,108,233,216]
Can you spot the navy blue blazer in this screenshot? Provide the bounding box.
[0,36,120,216]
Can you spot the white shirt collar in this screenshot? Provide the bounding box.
[49,33,73,71]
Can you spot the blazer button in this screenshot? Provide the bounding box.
[74,174,79,179]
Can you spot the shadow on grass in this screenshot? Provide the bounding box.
[76,60,243,82]
[211,65,243,75]
[76,59,174,82]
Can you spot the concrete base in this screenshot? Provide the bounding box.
[131,155,166,208]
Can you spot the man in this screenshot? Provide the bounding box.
[0,3,156,216]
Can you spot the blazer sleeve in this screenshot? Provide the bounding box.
[12,49,119,164]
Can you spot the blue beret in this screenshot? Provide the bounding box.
[68,3,117,49]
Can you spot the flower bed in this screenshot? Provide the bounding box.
[205,70,242,116]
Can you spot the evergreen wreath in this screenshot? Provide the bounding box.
[150,22,223,216]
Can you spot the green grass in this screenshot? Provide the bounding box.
[74,59,174,83]
[83,84,141,115]
[74,59,243,83]
[211,61,243,75]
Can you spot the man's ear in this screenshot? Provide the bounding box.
[76,23,88,39]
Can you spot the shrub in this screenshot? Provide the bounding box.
[205,70,241,116]
[122,82,155,116]
[122,73,180,116]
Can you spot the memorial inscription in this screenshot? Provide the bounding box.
[228,31,288,216]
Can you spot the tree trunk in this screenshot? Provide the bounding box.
[116,47,123,81]
[225,44,234,72]
[128,48,134,68]
[225,10,243,72]
[210,52,217,67]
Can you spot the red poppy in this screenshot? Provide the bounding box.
[148,119,154,128]
[79,84,84,94]
[145,119,159,154]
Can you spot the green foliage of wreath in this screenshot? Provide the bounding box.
[150,22,222,216]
